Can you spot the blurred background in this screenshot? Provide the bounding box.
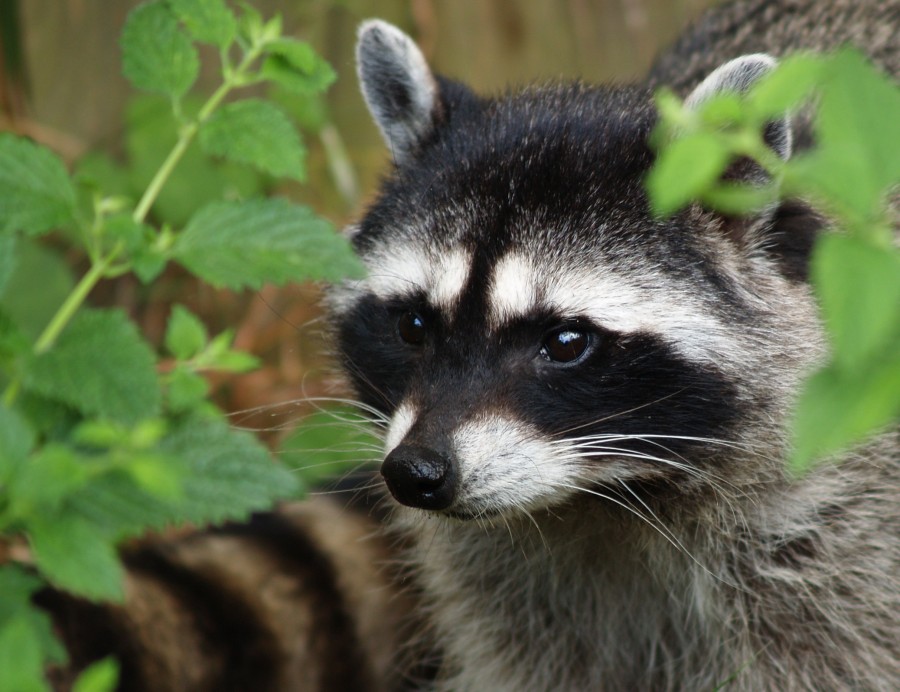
[0,0,715,445]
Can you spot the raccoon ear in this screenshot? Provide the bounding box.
[685,54,792,161]
[356,20,440,162]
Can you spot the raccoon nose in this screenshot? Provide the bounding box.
[381,445,457,510]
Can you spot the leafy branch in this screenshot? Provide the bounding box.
[0,1,362,689]
[647,49,900,473]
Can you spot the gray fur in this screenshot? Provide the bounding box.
[356,20,439,162]
[345,1,900,690]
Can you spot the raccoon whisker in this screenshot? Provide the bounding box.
[551,389,690,437]
[554,433,756,455]
[557,447,703,479]
[551,480,739,589]
[615,479,739,588]
[547,480,692,556]
[310,480,384,497]
[339,354,398,411]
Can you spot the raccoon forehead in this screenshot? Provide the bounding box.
[362,241,473,310]
[488,250,734,366]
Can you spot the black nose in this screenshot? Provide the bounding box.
[381,445,457,510]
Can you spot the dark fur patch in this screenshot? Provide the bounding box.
[212,513,374,691]
[123,542,283,692]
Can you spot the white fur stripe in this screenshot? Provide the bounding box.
[488,250,734,366]
[385,401,417,453]
[364,243,473,312]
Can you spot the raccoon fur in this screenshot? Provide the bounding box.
[334,1,900,690]
[38,1,899,690]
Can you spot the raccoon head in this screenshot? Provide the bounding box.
[335,21,825,521]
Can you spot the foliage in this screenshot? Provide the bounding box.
[0,0,361,688]
[647,49,900,473]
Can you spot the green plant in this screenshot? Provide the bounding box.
[0,1,363,689]
[647,49,900,473]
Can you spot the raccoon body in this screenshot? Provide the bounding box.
[39,1,900,690]
[335,1,900,689]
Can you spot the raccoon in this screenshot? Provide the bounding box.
[333,1,900,690]
[39,1,899,690]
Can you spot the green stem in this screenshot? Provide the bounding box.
[33,256,111,354]
[3,252,114,406]
[131,44,265,225]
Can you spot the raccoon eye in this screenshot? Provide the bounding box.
[397,311,427,345]
[540,328,590,363]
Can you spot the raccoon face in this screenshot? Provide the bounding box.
[335,21,822,520]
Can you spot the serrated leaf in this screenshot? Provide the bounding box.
[748,53,824,117]
[279,407,381,491]
[200,99,306,180]
[7,444,90,518]
[0,613,52,692]
[260,39,336,95]
[121,1,199,98]
[23,308,161,424]
[66,470,182,539]
[0,406,34,476]
[0,134,76,236]
[200,329,260,372]
[787,50,900,230]
[0,238,74,341]
[174,198,364,289]
[29,514,124,601]
[0,233,16,294]
[125,95,267,227]
[790,352,900,473]
[166,367,210,413]
[125,454,185,499]
[165,304,208,359]
[0,566,67,668]
[168,0,237,47]
[73,658,120,692]
[160,417,299,524]
[812,235,900,371]
[647,132,730,217]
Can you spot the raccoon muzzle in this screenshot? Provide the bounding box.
[381,444,458,510]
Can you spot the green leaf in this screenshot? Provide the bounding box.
[788,49,900,231]
[700,182,777,216]
[168,0,237,48]
[23,308,161,424]
[646,132,730,217]
[165,367,210,413]
[160,417,300,524]
[0,406,34,477]
[279,407,381,492]
[0,233,16,294]
[0,238,75,341]
[199,99,306,181]
[790,352,900,473]
[121,1,199,99]
[29,514,124,601]
[6,444,90,518]
[125,95,266,227]
[125,454,186,500]
[0,613,52,692]
[0,134,76,236]
[73,658,120,692]
[66,470,184,539]
[812,234,900,371]
[199,329,259,372]
[64,418,298,538]
[260,38,337,95]
[165,305,208,359]
[174,198,364,289]
[748,53,824,116]
[0,565,66,667]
